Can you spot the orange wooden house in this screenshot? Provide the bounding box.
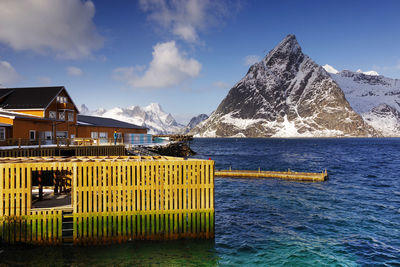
[0,86,147,145]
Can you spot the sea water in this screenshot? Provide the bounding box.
[1,138,399,266]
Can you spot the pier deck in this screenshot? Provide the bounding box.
[215,169,328,182]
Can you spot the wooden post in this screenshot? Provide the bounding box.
[38,138,41,148]
[18,138,21,148]
[38,170,43,201]
[53,170,59,194]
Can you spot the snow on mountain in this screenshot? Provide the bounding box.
[322,64,339,74]
[356,69,379,76]
[330,70,400,114]
[362,104,400,136]
[79,103,184,134]
[326,69,400,136]
[181,114,209,134]
[191,34,378,138]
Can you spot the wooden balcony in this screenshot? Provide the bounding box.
[57,102,75,110]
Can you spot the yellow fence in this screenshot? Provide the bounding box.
[0,145,126,157]
[0,156,214,245]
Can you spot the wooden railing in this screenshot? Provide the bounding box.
[0,138,125,148]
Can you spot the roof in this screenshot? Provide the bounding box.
[0,86,64,109]
[77,115,147,130]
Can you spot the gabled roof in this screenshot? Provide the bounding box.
[0,86,64,109]
[77,115,147,130]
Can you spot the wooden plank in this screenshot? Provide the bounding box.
[173,162,178,237]
[127,164,132,238]
[0,166,3,235]
[5,165,9,217]
[88,163,93,241]
[117,163,122,241]
[205,162,210,238]
[10,165,15,216]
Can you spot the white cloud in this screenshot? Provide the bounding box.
[0,0,103,59]
[0,60,20,86]
[139,0,235,43]
[113,41,201,89]
[213,81,230,89]
[67,66,83,76]
[244,55,260,66]
[38,76,52,85]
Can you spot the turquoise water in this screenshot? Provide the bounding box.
[1,138,400,266]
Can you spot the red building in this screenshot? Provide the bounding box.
[0,86,147,145]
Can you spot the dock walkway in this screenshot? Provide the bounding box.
[215,169,328,182]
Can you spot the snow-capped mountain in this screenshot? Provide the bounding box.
[363,104,400,136]
[323,67,400,136]
[79,103,184,134]
[191,34,378,137]
[181,114,209,134]
[327,69,400,114]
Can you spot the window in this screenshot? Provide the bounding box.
[0,127,5,141]
[29,130,36,141]
[49,111,56,119]
[91,132,98,139]
[68,112,74,122]
[56,131,68,138]
[44,131,52,140]
[56,96,67,103]
[99,132,108,139]
[59,112,65,120]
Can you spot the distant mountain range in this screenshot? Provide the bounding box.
[82,35,400,137]
[79,103,184,134]
[325,66,400,136]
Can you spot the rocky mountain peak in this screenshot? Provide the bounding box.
[181,114,209,134]
[191,35,378,137]
[262,34,303,73]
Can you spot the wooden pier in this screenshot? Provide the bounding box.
[0,156,214,245]
[215,169,328,182]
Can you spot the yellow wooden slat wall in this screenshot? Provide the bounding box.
[0,158,214,244]
[71,160,214,244]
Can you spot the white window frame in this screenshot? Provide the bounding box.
[91,132,98,139]
[0,127,5,141]
[44,131,52,140]
[68,112,74,122]
[29,130,36,141]
[59,112,65,121]
[56,131,68,138]
[99,132,108,139]
[49,111,57,119]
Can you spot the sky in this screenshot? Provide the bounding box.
[0,0,400,124]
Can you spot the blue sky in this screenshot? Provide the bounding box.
[0,0,399,123]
